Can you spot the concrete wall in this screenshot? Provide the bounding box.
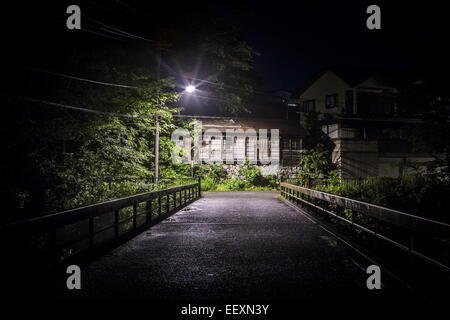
[333,137,437,179]
[332,139,379,179]
[378,155,437,177]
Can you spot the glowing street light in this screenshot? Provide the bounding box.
[185,85,196,93]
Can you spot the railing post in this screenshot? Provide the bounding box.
[114,209,119,238]
[409,232,415,271]
[166,193,169,213]
[50,229,57,264]
[89,216,94,250]
[133,202,137,229]
[173,191,176,209]
[198,177,201,198]
[158,195,162,217]
[146,200,152,224]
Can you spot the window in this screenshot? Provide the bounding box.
[245,137,249,157]
[325,94,338,109]
[323,124,339,139]
[301,99,315,112]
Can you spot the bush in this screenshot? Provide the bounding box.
[222,177,248,191]
[194,161,279,192]
[297,144,335,185]
[194,164,227,182]
[312,176,450,222]
[240,160,264,186]
[200,175,218,191]
[262,174,279,189]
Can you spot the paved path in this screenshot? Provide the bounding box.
[49,191,406,302]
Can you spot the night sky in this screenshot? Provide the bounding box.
[2,1,450,97]
[231,0,450,91]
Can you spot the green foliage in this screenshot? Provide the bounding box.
[192,160,278,192]
[386,94,450,176]
[221,177,248,191]
[1,52,184,222]
[294,143,449,222]
[200,176,219,192]
[239,159,278,189]
[297,144,335,185]
[192,164,227,191]
[313,176,450,222]
[240,159,264,186]
[199,24,260,115]
[264,174,279,189]
[1,7,262,223]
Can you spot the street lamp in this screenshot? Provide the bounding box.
[185,85,196,93]
[154,83,196,187]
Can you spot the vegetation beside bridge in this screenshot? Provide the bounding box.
[290,144,450,223]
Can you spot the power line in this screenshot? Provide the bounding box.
[115,0,144,16]
[184,75,271,97]
[28,66,266,103]
[69,16,278,100]
[81,27,124,41]
[27,66,298,110]
[15,96,140,119]
[80,16,278,98]
[28,67,138,89]
[85,15,155,43]
[97,26,141,40]
[24,66,273,110]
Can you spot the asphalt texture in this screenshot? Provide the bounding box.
[43,191,413,303]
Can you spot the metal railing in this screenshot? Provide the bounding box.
[1,179,201,270]
[280,182,450,273]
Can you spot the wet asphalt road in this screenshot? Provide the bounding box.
[48,191,403,302]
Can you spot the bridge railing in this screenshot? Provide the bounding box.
[1,179,201,271]
[280,182,450,273]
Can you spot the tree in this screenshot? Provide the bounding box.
[386,79,450,178]
[159,9,260,116]
[297,144,336,186]
[1,42,183,221]
[201,23,260,115]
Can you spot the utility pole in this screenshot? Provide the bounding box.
[155,117,159,185]
[155,34,162,187]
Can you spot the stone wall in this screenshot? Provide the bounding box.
[201,163,300,180]
[220,164,279,178]
[279,166,301,181]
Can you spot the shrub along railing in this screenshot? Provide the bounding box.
[280,182,450,274]
[1,179,201,276]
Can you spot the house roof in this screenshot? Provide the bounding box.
[292,68,406,99]
[179,116,305,136]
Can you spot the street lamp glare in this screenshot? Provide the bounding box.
[186,85,196,93]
